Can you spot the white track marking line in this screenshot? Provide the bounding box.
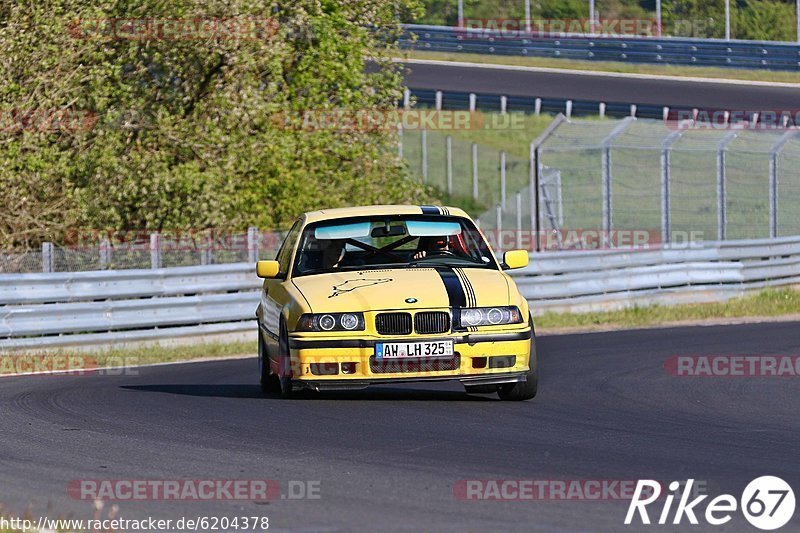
[396,57,800,88]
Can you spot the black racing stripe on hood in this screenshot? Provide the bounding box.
[435,267,466,308]
[454,268,476,307]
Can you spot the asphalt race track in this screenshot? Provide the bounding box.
[401,60,800,110]
[2,321,800,532]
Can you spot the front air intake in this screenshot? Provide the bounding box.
[375,313,413,335]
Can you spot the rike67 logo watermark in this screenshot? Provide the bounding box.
[625,477,795,530]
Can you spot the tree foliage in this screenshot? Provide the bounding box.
[0,0,428,249]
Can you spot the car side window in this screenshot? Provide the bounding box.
[275,221,301,277]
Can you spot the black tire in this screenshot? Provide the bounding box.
[497,317,538,401]
[259,330,279,394]
[277,318,295,399]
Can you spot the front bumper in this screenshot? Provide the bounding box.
[284,328,533,390]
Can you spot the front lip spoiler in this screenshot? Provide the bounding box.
[288,330,532,350]
[297,371,528,392]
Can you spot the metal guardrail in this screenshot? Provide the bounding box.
[1,236,799,349]
[403,24,800,71]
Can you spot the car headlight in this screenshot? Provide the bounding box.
[459,306,522,327]
[297,313,365,332]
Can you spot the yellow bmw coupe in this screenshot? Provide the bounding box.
[255,205,537,400]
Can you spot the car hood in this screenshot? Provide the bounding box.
[292,267,511,313]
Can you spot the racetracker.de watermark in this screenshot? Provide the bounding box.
[0,355,140,377]
[665,355,800,377]
[67,479,321,501]
[67,17,279,41]
[480,229,704,251]
[456,18,660,38]
[453,479,710,501]
[271,109,526,132]
[666,109,800,130]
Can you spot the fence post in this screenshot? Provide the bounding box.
[717,132,738,241]
[660,129,684,245]
[446,135,453,195]
[530,143,540,252]
[495,204,503,251]
[515,191,523,249]
[471,142,478,200]
[200,235,213,266]
[500,151,507,209]
[247,226,259,263]
[42,242,54,273]
[150,232,161,269]
[768,131,797,238]
[602,146,612,240]
[99,237,111,270]
[600,117,634,245]
[397,124,403,159]
[421,128,428,183]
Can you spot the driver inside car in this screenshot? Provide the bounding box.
[413,235,452,260]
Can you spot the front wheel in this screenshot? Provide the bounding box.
[497,318,538,401]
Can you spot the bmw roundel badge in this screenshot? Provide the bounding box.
[405,297,418,304]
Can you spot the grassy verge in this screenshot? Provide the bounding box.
[402,50,800,84]
[535,288,800,331]
[0,340,256,376]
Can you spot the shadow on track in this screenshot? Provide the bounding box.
[120,383,498,402]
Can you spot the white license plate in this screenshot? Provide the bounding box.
[375,340,454,359]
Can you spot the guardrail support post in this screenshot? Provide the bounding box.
[446,135,453,195]
[403,88,410,109]
[471,142,478,199]
[534,98,541,116]
[500,95,507,114]
[500,151,507,209]
[150,233,161,270]
[247,226,259,263]
[42,242,54,273]
[435,90,443,111]
[599,102,605,118]
[565,100,573,118]
[469,93,476,112]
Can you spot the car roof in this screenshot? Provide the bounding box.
[302,205,470,224]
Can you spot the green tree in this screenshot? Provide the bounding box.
[0,0,429,249]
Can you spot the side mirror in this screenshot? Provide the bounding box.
[502,250,529,270]
[256,260,281,279]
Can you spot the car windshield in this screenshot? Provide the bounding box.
[293,215,497,276]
